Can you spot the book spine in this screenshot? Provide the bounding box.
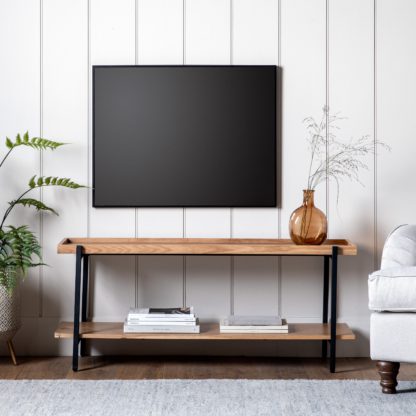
[123,325,200,333]
[220,325,288,331]
[128,314,195,319]
[127,320,196,326]
[220,329,289,333]
[127,317,196,322]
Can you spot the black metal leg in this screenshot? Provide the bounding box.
[330,246,338,373]
[80,255,89,357]
[322,255,330,358]
[72,245,83,371]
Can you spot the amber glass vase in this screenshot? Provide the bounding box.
[289,190,327,245]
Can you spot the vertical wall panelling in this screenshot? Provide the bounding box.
[184,0,232,320]
[280,0,327,325]
[136,0,184,308]
[135,0,139,311]
[89,0,136,237]
[277,0,282,320]
[328,0,374,356]
[185,0,231,65]
[89,0,136,321]
[42,0,88,324]
[186,256,232,320]
[183,0,187,309]
[6,0,416,357]
[377,1,416,268]
[232,0,280,315]
[230,0,234,317]
[0,0,41,319]
[373,0,378,271]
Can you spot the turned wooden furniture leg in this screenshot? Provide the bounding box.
[7,340,17,366]
[377,361,400,394]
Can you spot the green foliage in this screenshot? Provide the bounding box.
[28,175,84,190]
[0,131,85,292]
[28,175,36,188]
[0,226,43,276]
[5,132,65,151]
[10,198,58,216]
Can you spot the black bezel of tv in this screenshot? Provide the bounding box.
[92,65,277,208]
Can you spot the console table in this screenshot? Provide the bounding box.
[55,238,357,372]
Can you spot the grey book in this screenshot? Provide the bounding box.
[220,316,287,330]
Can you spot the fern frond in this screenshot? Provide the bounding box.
[10,198,58,215]
[6,132,66,150]
[27,176,85,189]
[28,137,66,150]
[5,137,13,149]
[28,175,36,188]
[0,226,43,276]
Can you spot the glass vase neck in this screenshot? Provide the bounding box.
[302,189,315,207]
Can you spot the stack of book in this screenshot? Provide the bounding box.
[219,315,288,333]
[123,307,200,333]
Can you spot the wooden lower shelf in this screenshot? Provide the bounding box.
[54,322,355,341]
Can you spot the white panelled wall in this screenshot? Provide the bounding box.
[0,0,415,357]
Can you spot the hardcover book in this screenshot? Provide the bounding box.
[220,328,288,334]
[126,319,197,326]
[127,316,196,323]
[220,316,286,330]
[123,321,200,334]
[128,307,195,319]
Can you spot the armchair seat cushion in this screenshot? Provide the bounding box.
[369,266,416,312]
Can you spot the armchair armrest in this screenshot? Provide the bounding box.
[369,266,416,312]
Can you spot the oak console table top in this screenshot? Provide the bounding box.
[57,237,357,256]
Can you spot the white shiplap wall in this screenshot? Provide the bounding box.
[1,0,415,357]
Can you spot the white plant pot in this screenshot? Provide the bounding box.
[0,271,21,342]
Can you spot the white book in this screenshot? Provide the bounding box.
[220,316,287,330]
[126,319,197,326]
[127,316,196,323]
[220,328,289,334]
[128,307,195,319]
[123,322,200,333]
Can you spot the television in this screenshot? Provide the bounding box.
[93,65,277,207]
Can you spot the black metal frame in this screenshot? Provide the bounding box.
[92,65,277,209]
[320,246,338,373]
[72,246,89,371]
[71,244,340,372]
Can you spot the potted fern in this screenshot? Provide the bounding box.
[0,132,83,364]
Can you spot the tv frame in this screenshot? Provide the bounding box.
[92,65,277,208]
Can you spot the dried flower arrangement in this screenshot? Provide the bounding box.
[304,106,389,199]
[289,106,389,245]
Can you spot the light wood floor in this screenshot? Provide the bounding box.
[0,357,415,380]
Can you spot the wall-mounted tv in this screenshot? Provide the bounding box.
[93,65,277,207]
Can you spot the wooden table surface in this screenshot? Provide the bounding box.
[58,237,357,256]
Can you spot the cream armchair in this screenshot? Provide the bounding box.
[369,224,416,393]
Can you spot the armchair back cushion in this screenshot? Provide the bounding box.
[381,224,416,269]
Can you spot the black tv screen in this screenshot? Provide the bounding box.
[93,65,277,207]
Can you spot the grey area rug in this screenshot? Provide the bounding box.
[1,379,416,416]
